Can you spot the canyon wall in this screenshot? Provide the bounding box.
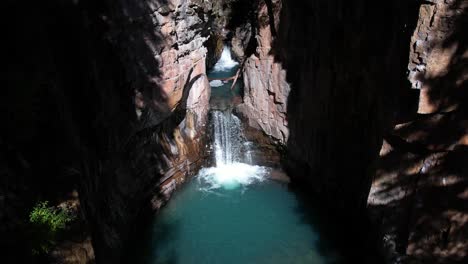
[3,0,465,263]
[270,0,420,260]
[231,0,291,144]
[408,0,467,114]
[2,0,216,262]
[84,2,214,262]
[275,0,416,215]
[367,1,467,262]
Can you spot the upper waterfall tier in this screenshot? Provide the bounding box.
[208,45,242,110]
[212,46,239,73]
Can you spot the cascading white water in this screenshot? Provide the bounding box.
[200,46,265,190]
[198,110,265,190]
[212,46,239,72]
[213,110,244,166]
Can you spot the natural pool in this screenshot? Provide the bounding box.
[134,171,340,264]
[132,109,340,264]
[130,46,341,264]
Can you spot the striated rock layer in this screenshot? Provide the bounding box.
[78,0,216,262]
[231,0,290,144]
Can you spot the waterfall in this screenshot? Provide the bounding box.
[212,46,239,72]
[198,110,264,190]
[212,110,248,166]
[208,45,242,111]
[198,46,263,190]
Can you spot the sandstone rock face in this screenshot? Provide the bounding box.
[205,33,224,70]
[113,0,212,120]
[408,0,468,113]
[77,1,215,262]
[231,22,252,61]
[238,56,289,143]
[233,0,290,144]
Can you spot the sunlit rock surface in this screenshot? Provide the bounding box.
[232,0,290,144]
[407,0,468,114]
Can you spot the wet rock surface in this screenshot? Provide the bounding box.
[238,118,284,169]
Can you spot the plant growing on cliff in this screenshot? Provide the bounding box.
[29,201,74,255]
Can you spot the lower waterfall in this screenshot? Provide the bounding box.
[131,46,341,264]
[198,110,266,190]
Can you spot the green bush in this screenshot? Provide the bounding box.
[29,201,74,255]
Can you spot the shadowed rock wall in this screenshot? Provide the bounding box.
[270,0,420,260]
[368,1,468,262]
[275,0,415,219]
[2,0,215,262]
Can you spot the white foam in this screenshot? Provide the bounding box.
[198,110,263,190]
[213,46,239,72]
[198,163,267,190]
[209,80,224,87]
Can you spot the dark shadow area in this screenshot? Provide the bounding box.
[268,0,423,262]
[226,0,259,59]
[288,182,384,264]
[226,0,259,32]
[1,0,195,263]
[370,8,468,253]
[369,145,468,263]
[369,109,468,263]
[123,216,180,264]
[262,0,277,37]
[369,0,468,254]
[288,171,397,263]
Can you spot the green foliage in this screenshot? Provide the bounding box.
[29,201,74,255]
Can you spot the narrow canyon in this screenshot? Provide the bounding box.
[2,0,467,263]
